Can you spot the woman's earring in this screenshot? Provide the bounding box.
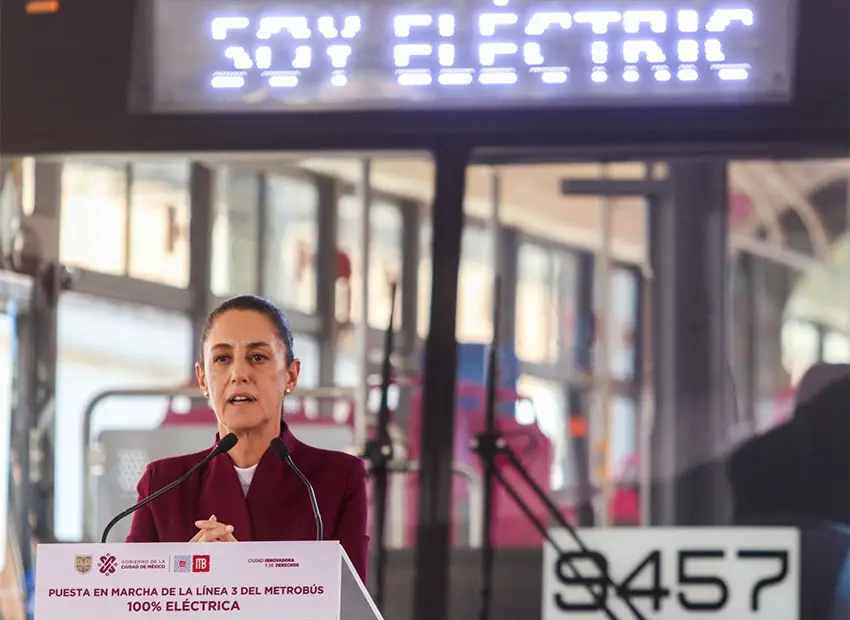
[285,388,291,395]
[202,391,209,399]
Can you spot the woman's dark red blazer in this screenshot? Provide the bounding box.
[126,423,370,581]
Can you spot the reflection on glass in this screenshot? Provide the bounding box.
[516,375,568,490]
[824,331,850,363]
[417,220,432,337]
[60,162,128,275]
[785,234,850,338]
[609,397,637,476]
[514,397,536,426]
[291,333,320,388]
[212,169,260,295]
[516,242,579,365]
[129,161,191,287]
[555,253,578,364]
[334,328,359,388]
[337,196,403,328]
[781,319,820,385]
[457,225,494,342]
[596,268,638,381]
[419,220,495,341]
[588,393,638,487]
[515,243,578,364]
[516,243,556,363]
[264,175,318,313]
[368,202,403,329]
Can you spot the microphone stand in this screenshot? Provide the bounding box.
[270,438,323,541]
[473,277,501,620]
[470,277,643,620]
[362,282,397,611]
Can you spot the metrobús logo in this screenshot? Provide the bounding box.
[119,558,167,571]
[247,556,300,569]
[172,555,211,573]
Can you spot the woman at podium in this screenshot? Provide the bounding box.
[126,294,369,581]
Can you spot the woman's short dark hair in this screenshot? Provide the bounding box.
[198,295,295,365]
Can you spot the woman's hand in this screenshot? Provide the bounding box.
[189,514,238,542]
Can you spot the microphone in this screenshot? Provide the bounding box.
[100,433,239,543]
[270,437,324,541]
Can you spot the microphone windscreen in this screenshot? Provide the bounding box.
[270,437,291,459]
[217,432,239,453]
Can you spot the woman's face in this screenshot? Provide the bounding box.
[195,309,300,436]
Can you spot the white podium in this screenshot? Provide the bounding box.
[34,541,384,620]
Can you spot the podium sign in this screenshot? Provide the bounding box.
[35,540,379,620]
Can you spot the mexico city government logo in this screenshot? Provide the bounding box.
[74,554,93,575]
[172,555,211,573]
[98,554,117,576]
